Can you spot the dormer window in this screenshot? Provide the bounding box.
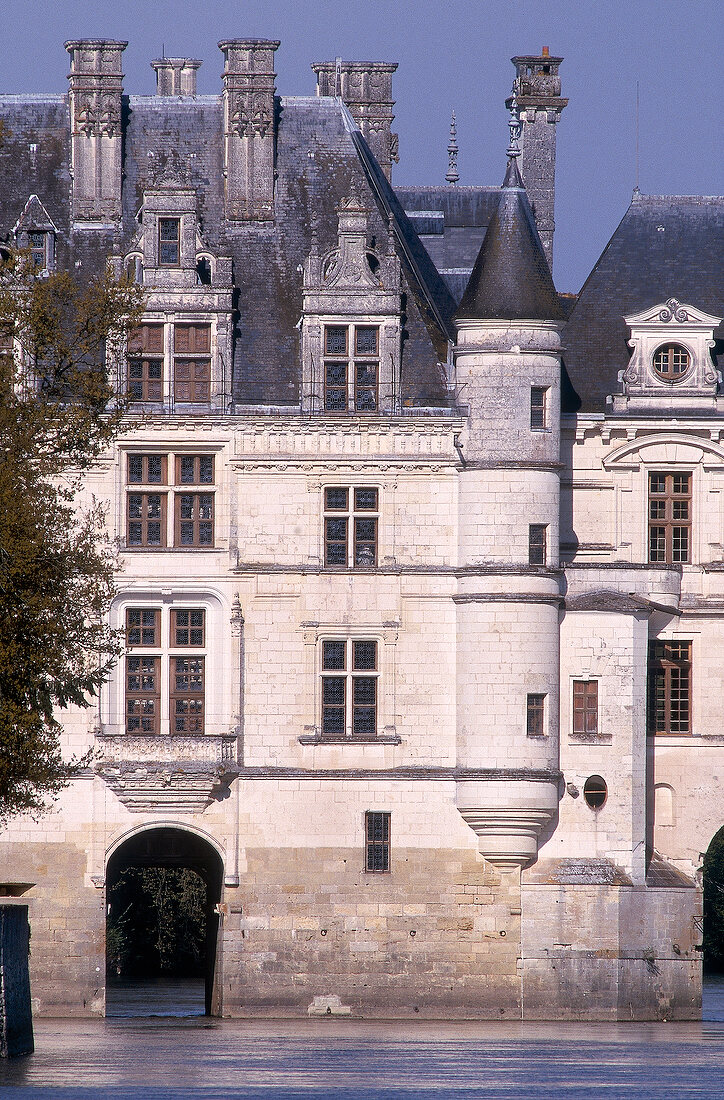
[653,343,690,383]
[159,218,180,266]
[324,323,379,412]
[28,232,48,272]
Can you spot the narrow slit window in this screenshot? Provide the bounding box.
[527,693,546,737]
[529,524,547,566]
[365,811,390,872]
[530,386,547,429]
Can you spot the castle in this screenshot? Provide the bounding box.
[0,37,717,1021]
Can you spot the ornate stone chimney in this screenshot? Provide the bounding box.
[219,39,280,222]
[312,60,399,181]
[65,39,127,224]
[151,58,202,96]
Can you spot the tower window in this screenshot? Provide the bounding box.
[526,693,546,737]
[27,231,48,272]
[528,524,547,566]
[365,811,391,872]
[652,343,690,382]
[648,472,690,564]
[530,386,547,429]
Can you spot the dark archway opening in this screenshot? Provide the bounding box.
[703,826,724,975]
[105,827,223,1017]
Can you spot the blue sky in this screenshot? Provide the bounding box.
[2,0,720,291]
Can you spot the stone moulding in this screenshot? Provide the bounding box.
[96,733,240,813]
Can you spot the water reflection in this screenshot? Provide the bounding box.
[106,978,205,1018]
[1,981,723,1098]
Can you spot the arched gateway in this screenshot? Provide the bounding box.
[105,827,224,1016]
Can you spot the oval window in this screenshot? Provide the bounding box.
[653,343,690,382]
[583,775,607,810]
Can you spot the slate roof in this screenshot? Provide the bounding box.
[454,157,563,323]
[395,185,499,302]
[563,192,724,413]
[0,92,453,409]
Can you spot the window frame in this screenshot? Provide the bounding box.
[158,217,181,267]
[125,451,217,551]
[652,342,691,383]
[173,322,212,404]
[127,491,166,548]
[648,471,691,565]
[647,640,692,736]
[572,679,599,736]
[170,654,205,734]
[121,602,211,738]
[323,486,378,568]
[320,637,379,741]
[365,811,391,873]
[323,323,380,413]
[526,693,546,737]
[125,652,161,735]
[530,386,548,430]
[127,323,165,404]
[528,524,547,566]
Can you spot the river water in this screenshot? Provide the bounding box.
[2,978,724,1098]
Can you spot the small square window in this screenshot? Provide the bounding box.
[355,327,378,356]
[172,609,206,648]
[126,608,160,648]
[325,326,348,355]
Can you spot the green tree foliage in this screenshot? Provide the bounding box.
[704,826,724,972]
[0,253,144,821]
[106,867,208,980]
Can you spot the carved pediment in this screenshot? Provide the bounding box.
[13,194,57,236]
[620,296,722,399]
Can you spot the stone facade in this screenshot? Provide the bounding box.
[0,36,713,1022]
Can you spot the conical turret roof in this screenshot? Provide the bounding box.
[454,156,563,322]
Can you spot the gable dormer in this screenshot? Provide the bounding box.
[300,194,401,414]
[13,195,58,275]
[611,297,723,413]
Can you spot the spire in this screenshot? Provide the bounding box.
[454,95,563,323]
[446,110,459,185]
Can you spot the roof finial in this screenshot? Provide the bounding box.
[507,90,522,162]
[446,110,459,185]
